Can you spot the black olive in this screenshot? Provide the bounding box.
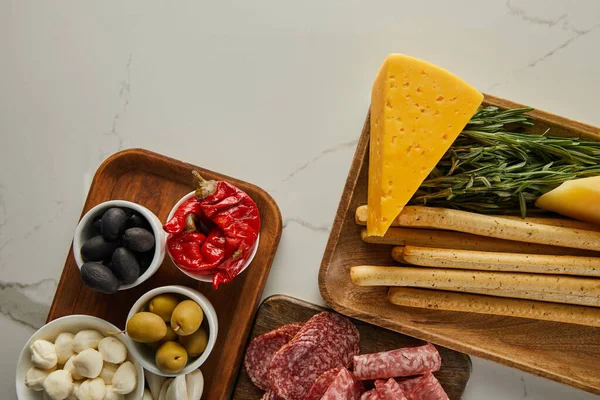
[101,208,128,240]
[92,216,103,233]
[111,247,140,284]
[127,213,149,229]
[81,236,119,262]
[122,227,155,252]
[137,250,155,273]
[80,263,120,294]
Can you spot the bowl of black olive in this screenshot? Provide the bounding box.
[73,200,166,294]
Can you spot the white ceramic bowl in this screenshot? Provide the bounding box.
[126,285,218,377]
[16,315,145,400]
[73,200,166,290]
[165,191,259,283]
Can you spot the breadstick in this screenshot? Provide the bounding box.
[355,205,600,231]
[361,229,599,257]
[391,207,600,251]
[394,245,600,277]
[350,266,600,307]
[387,287,600,327]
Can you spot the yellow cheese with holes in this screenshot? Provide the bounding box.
[535,176,600,225]
[367,54,483,236]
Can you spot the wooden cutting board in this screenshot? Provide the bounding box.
[318,94,600,394]
[232,295,471,399]
[46,149,283,400]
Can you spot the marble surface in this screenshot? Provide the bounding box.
[2,0,600,398]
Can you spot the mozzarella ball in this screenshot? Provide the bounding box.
[98,337,127,364]
[73,349,103,378]
[42,369,73,400]
[24,365,56,391]
[103,385,125,400]
[55,333,76,364]
[63,355,84,381]
[72,330,104,353]
[111,361,137,395]
[76,378,106,400]
[98,362,119,385]
[68,381,81,400]
[31,340,58,370]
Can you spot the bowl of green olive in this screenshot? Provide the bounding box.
[124,285,218,377]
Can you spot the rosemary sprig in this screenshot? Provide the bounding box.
[409,106,600,217]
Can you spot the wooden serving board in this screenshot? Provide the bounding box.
[47,149,282,400]
[232,295,471,400]
[318,94,600,395]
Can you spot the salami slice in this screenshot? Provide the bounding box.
[408,373,449,400]
[293,312,360,367]
[397,376,426,394]
[359,390,380,400]
[303,368,342,400]
[277,322,304,338]
[262,390,280,400]
[374,378,408,400]
[268,312,360,400]
[353,343,441,380]
[244,323,304,390]
[320,368,362,400]
[269,340,332,400]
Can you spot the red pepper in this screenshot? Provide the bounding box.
[163,197,205,234]
[164,171,260,288]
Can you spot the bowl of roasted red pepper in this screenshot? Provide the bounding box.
[163,171,261,289]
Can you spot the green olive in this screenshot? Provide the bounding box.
[179,327,209,357]
[148,294,180,322]
[171,300,203,336]
[145,326,177,349]
[155,341,188,373]
[127,312,167,343]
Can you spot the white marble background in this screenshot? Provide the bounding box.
[2,0,600,398]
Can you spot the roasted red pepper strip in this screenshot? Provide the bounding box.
[166,229,226,272]
[199,181,260,247]
[163,171,260,288]
[163,197,205,234]
[166,232,207,269]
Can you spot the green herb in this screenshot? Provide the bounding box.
[409,106,600,217]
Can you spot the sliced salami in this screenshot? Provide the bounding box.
[262,390,280,400]
[397,376,427,394]
[408,373,449,400]
[320,368,362,400]
[353,343,441,380]
[303,368,342,400]
[293,312,360,367]
[374,378,408,400]
[359,390,381,400]
[244,323,304,390]
[268,312,360,400]
[269,340,332,400]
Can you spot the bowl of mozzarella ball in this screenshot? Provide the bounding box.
[16,315,144,400]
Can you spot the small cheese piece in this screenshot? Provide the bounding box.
[536,176,600,224]
[367,54,483,236]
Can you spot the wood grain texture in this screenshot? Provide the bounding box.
[231,295,471,400]
[46,149,282,400]
[318,95,600,394]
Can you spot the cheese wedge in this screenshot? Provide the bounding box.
[367,54,483,236]
[535,176,600,224]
